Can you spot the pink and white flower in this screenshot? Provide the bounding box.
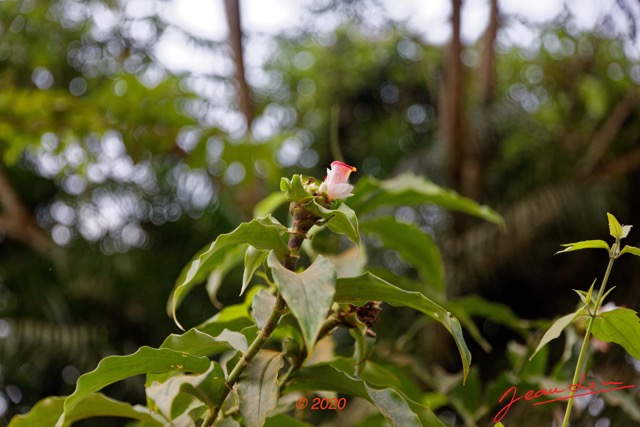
[319,161,357,201]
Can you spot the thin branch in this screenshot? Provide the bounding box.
[224,0,254,131]
[0,163,55,259]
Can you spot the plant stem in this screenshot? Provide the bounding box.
[561,255,615,427]
[206,203,315,425]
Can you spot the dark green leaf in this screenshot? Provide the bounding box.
[267,252,336,351]
[349,174,504,227]
[237,350,284,427]
[8,393,165,427]
[160,328,247,359]
[304,199,360,246]
[592,308,640,360]
[264,413,314,427]
[146,362,225,419]
[252,289,277,330]
[335,273,471,383]
[55,347,210,427]
[556,240,610,254]
[284,362,441,427]
[206,244,246,308]
[170,216,290,329]
[241,246,269,296]
[361,216,444,293]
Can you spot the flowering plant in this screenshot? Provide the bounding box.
[12,164,504,427]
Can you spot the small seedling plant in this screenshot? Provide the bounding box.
[11,162,504,427]
[496,213,640,427]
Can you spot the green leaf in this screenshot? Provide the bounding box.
[264,413,314,427]
[621,225,633,239]
[206,244,246,308]
[335,273,472,383]
[284,362,441,427]
[252,289,277,330]
[146,362,225,419]
[349,318,376,376]
[8,393,165,427]
[592,308,640,360]
[160,328,248,359]
[304,199,360,246]
[349,174,504,228]
[55,347,210,427]
[620,245,640,257]
[267,252,336,351]
[530,310,582,360]
[607,212,623,239]
[361,216,444,294]
[241,246,269,296]
[281,174,313,203]
[254,191,287,218]
[170,216,290,328]
[237,350,284,427]
[495,423,506,427]
[556,240,610,254]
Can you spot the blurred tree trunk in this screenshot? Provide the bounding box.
[224,0,254,131]
[464,0,499,201]
[442,0,465,195]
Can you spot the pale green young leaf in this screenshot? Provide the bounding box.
[599,286,617,305]
[495,423,506,427]
[360,216,444,294]
[622,225,633,239]
[585,278,596,304]
[304,199,360,246]
[607,213,623,239]
[335,272,471,383]
[281,174,313,203]
[241,246,269,296]
[284,362,441,426]
[55,347,210,427]
[146,362,225,419]
[592,308,640,360]
[556,240,610,254]
[237,350,284,427]
[620,245,640,257]
[530,310,583,360]
[349,174,504,228]
[170,216,290,329]
[267,252,336,351]
[8,393,165,427]
[574,289,588,305]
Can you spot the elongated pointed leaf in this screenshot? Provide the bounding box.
[592,308,640,360]
[335,272,471,383]
[620,245,640,257]
[361,216,444,293]
[8,393,165,427]
[55,347,210,427]
[170,216,290,328]
[237,350,284,427]
[160,328,247,358]
[607,213,623,239]
[241,246,269,296]
[267,252,336,351]
[556,240,610,254]
[206,244,246,308]
[146,362,225,419]
[284,362,442,427]
[530,310,582,360]
[304,199,360,246]
[349,174,504,227]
